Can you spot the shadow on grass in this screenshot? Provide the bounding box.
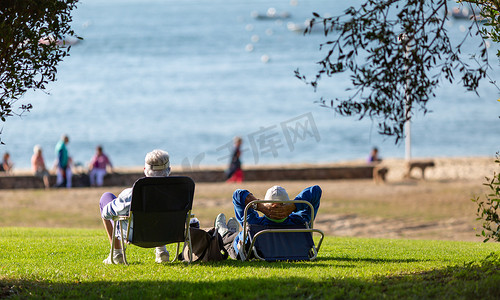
[326,256,429,264]
[122,256,427,269]
[3,254,499,299]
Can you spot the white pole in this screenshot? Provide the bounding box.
[401,33,412,162]
[405,112,411,161]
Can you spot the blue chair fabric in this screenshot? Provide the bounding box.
[248,223,315,261]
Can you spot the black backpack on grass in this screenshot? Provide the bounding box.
[178,227,228,262]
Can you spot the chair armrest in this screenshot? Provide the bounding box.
[111,215,130,221]
[111,214,132,245]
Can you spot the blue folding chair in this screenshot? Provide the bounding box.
[238,200,324,262]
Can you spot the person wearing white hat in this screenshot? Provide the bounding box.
[215,184,321,260]
[99,149,172,265]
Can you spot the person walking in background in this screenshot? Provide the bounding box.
[226,136,244,183]
[31,145,50,189]
[89,145,113,187]
[367,147,382,163]
[0,152,13,174]
[55,134,72,188]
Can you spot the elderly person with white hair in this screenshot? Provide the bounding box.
[99,149,171,264]
[31,145,50,189]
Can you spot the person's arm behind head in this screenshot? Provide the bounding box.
[288,185,322,224]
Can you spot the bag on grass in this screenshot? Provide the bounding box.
[179,227,228,262]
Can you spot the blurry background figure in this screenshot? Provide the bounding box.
[226,136,244,183]
[89,145,113,187]
[367,147,382,164]
[55,134,72,188]
[368,147,388,183]
[31,145,50,189]
[0,152,13,174]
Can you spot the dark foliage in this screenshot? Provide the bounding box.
[464,0,500,58]
[296,0,491,142]
[0,0,79,141]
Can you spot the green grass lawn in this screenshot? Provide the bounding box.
[1,227,499,299]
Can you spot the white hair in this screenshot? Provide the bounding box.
[33,145,42,154]
[144,149,171,177]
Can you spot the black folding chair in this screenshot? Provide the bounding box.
[238,200,324,262]
[110,176,195,265]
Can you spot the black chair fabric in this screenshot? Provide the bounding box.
[128,176,195,248]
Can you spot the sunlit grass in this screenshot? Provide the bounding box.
[0,227,499,299]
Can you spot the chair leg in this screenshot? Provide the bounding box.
[173,242,180,262]
[237,240,247,261]
[119,223,128,265]
[186,227,193,263]
[111,220,129,265]
[180,213,193,264]
[309,246,318,261]
[110,220,117,264]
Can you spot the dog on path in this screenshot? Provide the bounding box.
[373,165,389,184]
[405,161,435,179]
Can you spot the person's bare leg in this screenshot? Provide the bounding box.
[43,175,50,189]
[102,218,121,249]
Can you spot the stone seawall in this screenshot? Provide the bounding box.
[0,165,374,189]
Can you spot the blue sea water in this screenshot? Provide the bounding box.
[2,0,499,170]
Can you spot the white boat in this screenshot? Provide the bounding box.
[38,35,79,48]
[449,6,485,22]
[251,8,290,20]
[287,19,342,34]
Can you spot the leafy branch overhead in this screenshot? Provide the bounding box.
[296,0,491,142]
[462,0,500,58]
[0,0,79,124]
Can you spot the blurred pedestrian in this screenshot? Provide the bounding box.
[31,145,50,189]
[367,147,382,163]
[55,134,72,188]
[0,152,13,174]
[226,136,244,183]
[89,145,113,187]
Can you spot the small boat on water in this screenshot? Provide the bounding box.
[287,19,342,34]
[449,6,486,22]
[38,35,79,48]
[251,8,291,20]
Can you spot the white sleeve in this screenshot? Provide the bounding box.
[101,188,133,220]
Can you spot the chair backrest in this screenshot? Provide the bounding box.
[248,223,315,261]
[241,200,324,262]
[129,176,195,248]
